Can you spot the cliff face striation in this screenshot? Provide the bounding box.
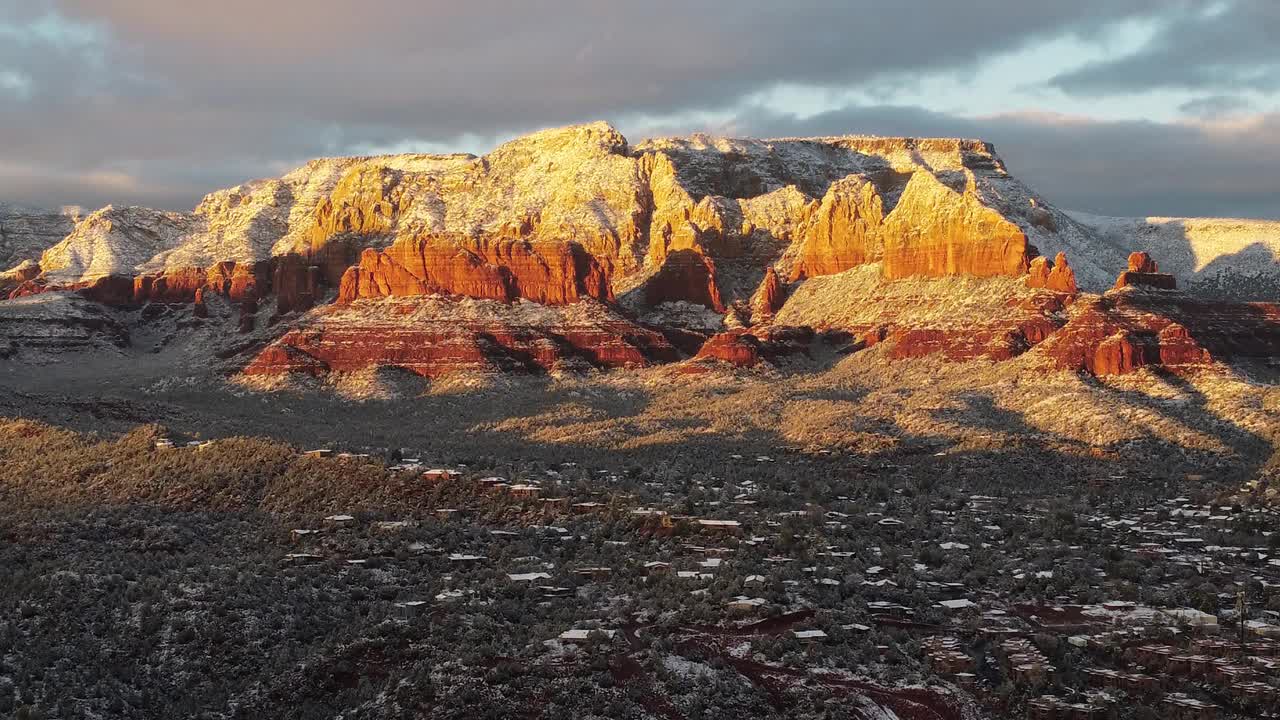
[240,297,677,378]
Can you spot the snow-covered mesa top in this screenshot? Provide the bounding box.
[15,121,1280,299]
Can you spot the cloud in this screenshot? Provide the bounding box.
[1178,94,1257,119]
[1050,0,1280,95]
[0,0,1275,219]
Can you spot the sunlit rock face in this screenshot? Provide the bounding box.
[7,122,1277,380]
[1114,251,1178,291]
[241,297,677,378]
[1026,252,1079,295]
[336,234,613,306]
[16,124,1071,306]
[1034,254,1280,376]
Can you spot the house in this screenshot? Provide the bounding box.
[423,468,463,482]
[1009,661,1053,686]
[574,567,612,580]
[509,484,540,499]
[558,628,617,643]
[1162,608,1220,631]
[447,553,485,564]
[1167,654,1217,678]
[1083,668,1158,695]
[540,497,569,512]
[507,572,552,582]
[572,502,605,514]
[394,600,429,620]
[643,561,671,575]
[939,598,978,611]
[324,514,355,528]
[282,553,323,564]
[1026,697,1058,720]
[1127,644,1177,668]
[303,449,332,458]
[697,519,743,536]
[922,639,975,674]
[793,629,828,643]
[1209,662,1257,685]
[1162,694,1220,720]
[290,529,321,543]
[154,439,175,450]
[1228,680,1278,708]
[727,596,767,612]
[1245,619,1280,639]
[539,586,573,599]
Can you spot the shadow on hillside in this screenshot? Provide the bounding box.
[1087,216,1280,302]
[2,362,1270,504]
[1095,369,1271,462]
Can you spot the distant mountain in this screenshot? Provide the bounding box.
[0,203,82,271]
[2,123,1277,380]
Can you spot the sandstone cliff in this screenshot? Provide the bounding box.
[18,122,1103,313]
[242,297,677,378]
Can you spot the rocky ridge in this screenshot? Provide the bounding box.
[0,204,82,294]
[3,123,1278,380]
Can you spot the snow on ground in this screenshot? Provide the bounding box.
[1069,211,1280,300]
[772,264,1037,330]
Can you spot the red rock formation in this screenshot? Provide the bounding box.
[695,330,761,366]
[1027,256,1052,289]
[881,171,1030,280]
[77,275,137,305]
[242,298,677,378]
[193,288,208,318]
[1115,271,1178,290]
[336,234,613,306]
[750,267,785,319]
[1036,290,1277,375]
[1093,332,1157,376]
[643,249,724,312]
[1026,252,1078,294]
[273,255,324,315]
[16,260,273,312]
[1114,251,1177,290]
[791,177,884,279]
[1128,251,1159,273]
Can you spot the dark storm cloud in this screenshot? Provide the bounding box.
[0,0,1275,218]
[1050,0,1280,95]
[1178,95,1257,119]
[720,104,1280,219]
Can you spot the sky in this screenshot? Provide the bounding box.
[1,0,1278,218]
